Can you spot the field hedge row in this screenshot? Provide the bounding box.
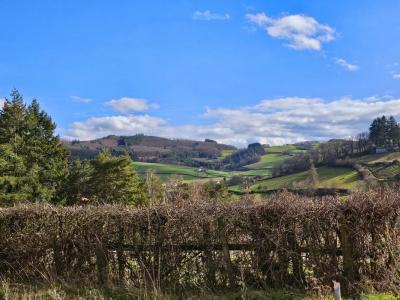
[0,188,399,294]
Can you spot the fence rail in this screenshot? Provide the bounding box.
[0,189,399,294]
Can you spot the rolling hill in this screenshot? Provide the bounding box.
[65,134,236,166]
[65,135,400,192]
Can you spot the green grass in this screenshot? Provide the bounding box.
[219,149,236,158]
[245,153,290,170]
[361,294,398,300]
[133,162,231,181]
[265,145,297,152]
[356,152,400,164]
[249,166,361,191]
[368,163,400,179]
[240,168,273,177]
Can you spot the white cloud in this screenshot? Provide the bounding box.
[66,96,400,147]
[70,96,92,104]
[65,115,166,141]
[393,73,400,80]
[0,98,5,109]
[246,12,335,51]
[335,58,359,72]
[193,10,230,21]
[104,97,159,113]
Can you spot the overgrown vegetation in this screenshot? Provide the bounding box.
[1,188,400,297]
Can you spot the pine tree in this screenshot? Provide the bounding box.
[388,116,399,147]
[89,149,148,206]
[369,116,389,147]
[63,159,93,205]
[0,90,68,204]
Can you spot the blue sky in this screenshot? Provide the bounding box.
[1,0,400,146]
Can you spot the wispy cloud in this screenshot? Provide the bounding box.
[70,96,92,104]
[246,12,335,51]
[104,97,159,113]
[66,96,400,147]
[193,10,230,21]
[335,58,359,72]
[0,98,5,109]
[393,73,400,80]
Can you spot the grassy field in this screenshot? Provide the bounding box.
[132,148,400,190]
[218,149,236,158]
[368,162,400,179]
[356,152,400,164]
[133,162,230,181]
[246,166,361,191]
[265,144,308,153]
[245,153,290,170]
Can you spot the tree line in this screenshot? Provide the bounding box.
[273,115,400,177]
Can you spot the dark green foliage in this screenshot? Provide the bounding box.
[63,159,93,205]
[205,138,217,143]
[247,142,264,153]
[223,143,266,170]
[88,149,148,205]
[0,90,68,204]
[117,134,144,146]
[369,115,400,147]
[63,150,149,206]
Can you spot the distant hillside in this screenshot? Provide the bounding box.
[64,134,236,166]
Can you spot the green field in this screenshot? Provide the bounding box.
[265,144,297,152]
[356,152,400,164]
[219,149,237,158]
[368,162,400,179]
[245,166,362,191]
[133,162,230,181]
[264,144,308,153]
[133,147,400,190]
[245,153,290,170]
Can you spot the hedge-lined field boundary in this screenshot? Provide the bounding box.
[0,189,399,294]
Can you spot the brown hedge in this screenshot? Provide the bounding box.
[0,189,399,294]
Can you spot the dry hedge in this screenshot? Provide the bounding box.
[0,189,399,294]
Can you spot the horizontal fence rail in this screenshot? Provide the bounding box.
[0,189,399,294]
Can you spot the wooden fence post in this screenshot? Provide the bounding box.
[339,215,354,283]
[203,224,216,290]
[117,226,125,285]
[218,217,236,287]
[53,216,63,279]
[288,230,305,287]
[95,239,109,287]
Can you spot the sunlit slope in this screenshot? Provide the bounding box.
[236,166,362,191]
[133,162,230,180]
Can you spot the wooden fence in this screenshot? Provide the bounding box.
[0,189,399,294]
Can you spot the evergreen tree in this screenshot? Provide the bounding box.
[369,115,400,148]
[369,116,389,147]
[388,116,400,147]
[89,149,148,206]
[63,159,93,205]
[0,90,68,204]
